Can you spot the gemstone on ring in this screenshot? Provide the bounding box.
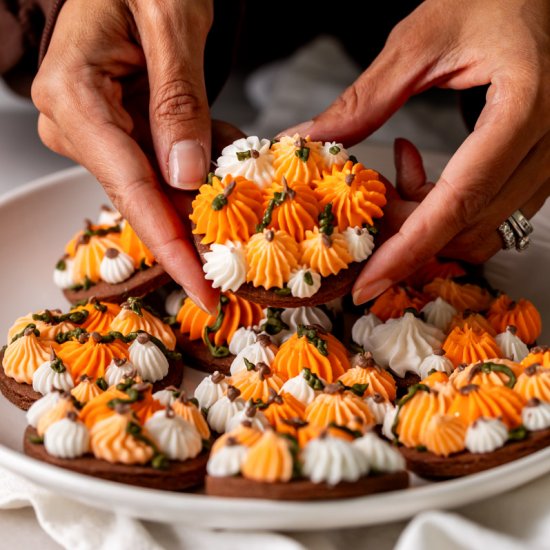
[516,235,530,251]
[498,221,516,250]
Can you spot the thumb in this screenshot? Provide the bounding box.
[133,0,213,189]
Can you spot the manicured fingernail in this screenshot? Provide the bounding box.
[169,140,206,190]
[277,120,314,139]
[186,289,216,315]
[352,278,393,305]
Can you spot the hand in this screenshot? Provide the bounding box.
[31,0,219,312]
[283,0,550,304]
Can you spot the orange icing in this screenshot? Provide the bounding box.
[314,161,387,230]
[271,135,324,185]
[90,411,154,465]
[449,310,497,336]
[2,329,52,384]
[421,371,450,387]
[240,429,293,483]
[515,365,550,402]
[171,398,211,439]
[305,388,375,429]
[421,414,466,457]
[423,278,493,312]
[231,367,284,402]
[110,302,176,350]
[176,293,263,346]
[263,392,306,433]
[449,359,521,389]
[271,329,350,383]
[487,294,542,344]
[299,227,353,277]
[406,257,466,289]
[120,221,155,268]
[337,356,396,402]
[522,347,550,369]
[369,286,427,322]
[57,334,129,381]
[71,377,103,404]
[448,384,525,428]
[246,229,300,289]
[72,300,121,333]
[190,175,263,245]
[443,326,503,367]
[211,423,263,454]
[7,311,75,344]
[37,396,77,437]
[261,179,320,242]
[295,423,355,449]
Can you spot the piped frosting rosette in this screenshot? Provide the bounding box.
[189,134,387,307]
[53,206,170,304]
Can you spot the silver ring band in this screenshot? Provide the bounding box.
[498,221,516,250]
[510,209,533,235]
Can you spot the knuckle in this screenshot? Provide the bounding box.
[98,174,156,214]
[332,83,360,116]
[152,79,204,124]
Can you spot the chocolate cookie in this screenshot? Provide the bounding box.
[24,426,208,491]
[205,471,409,500]
[175,332,233,375]
[400,428,550,480]
[0,347,184,411]
[63,263,172,305]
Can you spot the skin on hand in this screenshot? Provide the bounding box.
[31,0,225,313]
[283,0,550,305]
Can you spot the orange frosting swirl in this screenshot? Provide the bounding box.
[120,221,155,268]
[271,328,350,383]
[71,377,103,404]
[171,398,211,439]
[406,257,466,289]
[263,392,306,433]
[299,227,353,277]
[448,384,525,428]
[295,423,355,449]
[421,371,450,387]
[449,359,521,389]
[423,278,493,312]
[72,300,121,334]
[522,347,550,368]
[211,423,263,454]
[7,311,74,344]
[449,310,496,336]
[57,335,129,381]
[37,395,77,436]
[231,367,284,402]
[515,365,550,402]
[240,429,293,483]
[90,411,154,465]
[443,326,503,368]
[110,302,176,350]
[261,179,320,242]
[246,229,300,289]
[3,329,52,384]
[176,293,263,346]
[421,414,466,457]
[337,356,396,402]
[370,286,427,322]
[190,175,263,245]
[314,161,387,230]
[305,387,375,429]
[271,135,324,185]
[487,294,542,344]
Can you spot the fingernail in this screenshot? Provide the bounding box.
[169,140,206,190]
[186,289,216,315]
[277,120,314,139]
[352,278,393,305]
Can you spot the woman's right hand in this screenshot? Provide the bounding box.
[32,0,220,312]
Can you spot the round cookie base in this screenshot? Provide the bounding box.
[63,263,172,305]
[399,428,550,480]
[193,232,365,308]
[24,427,208,491]
[175,332,233,375]
[0,348,184,411]
[205,471,409,500]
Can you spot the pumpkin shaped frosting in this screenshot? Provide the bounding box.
[406,257,466,289]
[262,390,306,433]
[421,414,467,457]
[449,359,521,389]
[231,362,284,402]
[521,346,550,369]
[443,326,503,367]
[514,364,550,402]
[369,285,427,322]
[271,134,324,185]
[423,278,493,312]
[449,310,497,336]
[119,221,155,268]
[71,299,121,334]
[299,227,353,277]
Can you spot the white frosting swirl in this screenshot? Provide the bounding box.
[319,141,349,169]
[342,227,375,263]
[129,337,169,383]
[228,327,258,356]
[351,312,382,350]
[421,297,457,333]
[280,371,319,406]
[230,340,277,375]
[364,396,393,425]
[207,444,248,477]
[104,358,135,387]
[32,360,74,395]
[302,436,369,485]
[465,417,508,453]
[99,249,135,284]
[288,267,321,298]
[27,392,60,428]
[353,431,406,472]
[165,289,187,317]
[153,388,179,406]
[44,417,90,459]
[194,372,230,410]
[207,395,245,433]
[97,207,122,226]
[496,328,529,362]
[53,258,76,289]
[418,352,454,380]
[274,306,332,344]
[226,407,269,432]
[215,136,274,188]
[369,312,445,378]
[145,410,202,461]
[522,401,550,431]
[381,405,398,441]
[203,241,247,292]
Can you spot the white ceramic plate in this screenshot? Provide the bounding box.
[0,146,549,531]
